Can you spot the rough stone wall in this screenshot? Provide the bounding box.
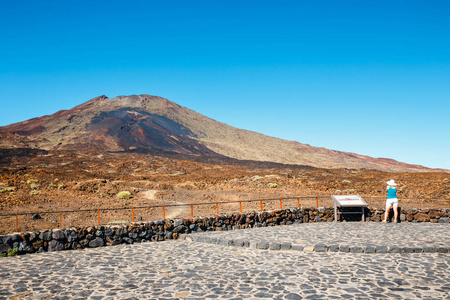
[1,207,450,255]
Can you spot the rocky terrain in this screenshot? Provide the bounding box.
[0,149,448,234]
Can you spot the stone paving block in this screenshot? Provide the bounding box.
[375,246,388,253]
[257,241,270,250]
[328,245,339,252]
[234,239,245,247]
[349,246,364,253]
[403,247,414,253]
[388,246,401,253]
[291,244,304,251]
[364,245,376,253]
[269,242,281,250]
[339,245,350,252]
[285,293,303,300]
[281,242,291,250]
[314,244,327,252]
[423,247,437,253]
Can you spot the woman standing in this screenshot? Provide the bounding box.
[383,179,398,223]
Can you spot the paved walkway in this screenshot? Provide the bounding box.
[1,223,450,299]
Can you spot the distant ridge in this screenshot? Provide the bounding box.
[0,94,442,172]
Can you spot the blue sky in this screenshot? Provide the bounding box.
[0,0,449,169]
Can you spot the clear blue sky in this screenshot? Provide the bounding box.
[1,0,449,169]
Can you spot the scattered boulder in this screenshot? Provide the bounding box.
[32,214,42,220]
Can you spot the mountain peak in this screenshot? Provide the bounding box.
[0,94,439,172]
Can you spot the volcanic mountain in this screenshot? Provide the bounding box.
[0,94,434,171]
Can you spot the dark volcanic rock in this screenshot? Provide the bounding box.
[89,237,104,248]
[48,240,64,252]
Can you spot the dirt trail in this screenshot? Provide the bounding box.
[141,190,187,219]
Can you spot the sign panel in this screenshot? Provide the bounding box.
[331,195,367,207]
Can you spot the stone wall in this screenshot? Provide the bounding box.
[1,207,450,255]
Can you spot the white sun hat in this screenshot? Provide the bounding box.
[386,179,397,186]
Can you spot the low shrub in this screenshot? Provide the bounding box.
[7,247,18,257]
[29,183,40,190]
[117,191,132,199]
[0,187,13,193]
[267,183,278,188]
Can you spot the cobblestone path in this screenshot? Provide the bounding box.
[1,223,449,299]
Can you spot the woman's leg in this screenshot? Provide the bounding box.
[393,203,399,222]
[384,204,391,222]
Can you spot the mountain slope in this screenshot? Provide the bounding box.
[0,94,436,171]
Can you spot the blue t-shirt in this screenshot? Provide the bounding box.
[387,187,397,199]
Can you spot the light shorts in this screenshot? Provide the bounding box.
[386,198,398,207]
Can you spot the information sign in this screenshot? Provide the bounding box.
[331,195,368,222]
